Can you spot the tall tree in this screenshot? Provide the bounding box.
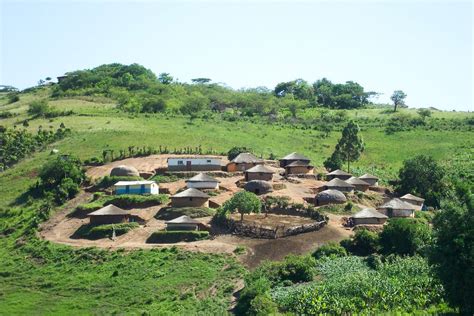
[158,73,173,84]
[430,183,474,315]
[329,121,364,172]
[391,90,407,112]
[396,155,446,208]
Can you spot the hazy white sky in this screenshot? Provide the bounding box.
[1,0,472,110]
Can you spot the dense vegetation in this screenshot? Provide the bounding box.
[74,222,139,239]
[147,231,210,243]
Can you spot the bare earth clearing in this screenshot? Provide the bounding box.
[40,156,353,268]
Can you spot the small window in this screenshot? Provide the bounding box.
[189,197,193,201]
[207,160,212,163]
[177,161,184,165]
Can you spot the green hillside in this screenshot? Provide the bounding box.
[0,64,473,315]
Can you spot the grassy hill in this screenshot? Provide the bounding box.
[0,82,473,314]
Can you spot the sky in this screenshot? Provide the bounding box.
[0,0,472,111]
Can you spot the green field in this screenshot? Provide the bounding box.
[0,89,473,315]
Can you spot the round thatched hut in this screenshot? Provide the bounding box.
[110,165,140,177]
[315,189,347,206]
[244,180,273,195]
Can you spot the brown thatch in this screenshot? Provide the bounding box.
[244,180,273,195]
[172,188,210,198]
[110,165,140,177]
[315,189,347,205]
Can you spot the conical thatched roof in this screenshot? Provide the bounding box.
[353,208,388,219]
[346,177,370,186]
[316,189,347,203]
[359,173,379,180]
[286,160,313,167]
[400,193,425,202]
[172,188,210,198]
[88,204,129,216]
[110,165,140,177]
[245,165,274,174]
[378,198,416,210]
[325,178,354,188]
[281,152,310,161]
[165,215,201,224]
[185,173,219,183]
[327,169,352,176]
[244,180,273,194]
[231,152,262,164]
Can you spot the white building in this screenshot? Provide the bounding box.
[114,180,159,195]
[167,157,222,171]
[185,173,220,190]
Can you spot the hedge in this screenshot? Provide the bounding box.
[155,207,215,220]
[74,222,139,240]
[147,231,209,243]
[103,194,169,208]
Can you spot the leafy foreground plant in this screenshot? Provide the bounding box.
[271,256,449,314]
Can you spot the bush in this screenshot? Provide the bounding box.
[342,229,380,256]
[155,207,215,220]
[252,255,316,286]
[380,218,431,256]
[75,222,139,239]
[28,99,51,117]
[7,92,19,104]
[248,293,278,316]
[415,210,435,223]
[313,242,347,259]
[103,194,169,208]
[227,146,252,160]
[235,277,272,316]
[147,230,209,243]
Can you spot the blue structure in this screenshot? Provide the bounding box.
[114,180,159,195]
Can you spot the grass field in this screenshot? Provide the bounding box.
[0,91,473,314]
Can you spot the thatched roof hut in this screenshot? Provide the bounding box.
[244,180,273,195]
[165,215,202,231]
[315,189,347,206]
[326,169,352,180]
[400,193,425,210]
[110,165,140,177]
[245,165,274,181]
[359,173,379,186]
[171,188,210,208]
[185,173,220,189]
[346,177,371,192]
[352,208,388,225]
[377,198,417,218]
[323,178,354,192]
[227,153,263,172]
[279,152,311,167]
[284,160,314,175]
[88,204,130,224]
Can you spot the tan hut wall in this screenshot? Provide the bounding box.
[89,215,129,225]
[227,162,262,172]
[245,172,273,181]
[353,217,387,225]
[285,166,314,175]
[171,197,209,208]
[353,184,370,192]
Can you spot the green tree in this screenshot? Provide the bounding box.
[274,79,314,100]
[328,121,364,172]
[417,108,432,121]
[391,90,407,112]
[312,242,347,259]
[396,155,446,208]
[379,218,431,256]
[191,78,211,84]
[227,146,252,160]
[430,183,474,315]
[341,229,380,256]
[158,73,173,84]
[223,191,261,221]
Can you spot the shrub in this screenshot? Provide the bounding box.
[103,194,169,208]
[227,146,252,160]
[248,293,278,316]
[235,277,272,316]
[380,218,431,256]
[7,92,19,104]
[415,210,435,223]
[155,207,215,220]
[147,230,209,243]
[28,99,51,117]
[252,255,316,286]
[313,242,347,259]
[342,229,380,256]
[75,222,139,239]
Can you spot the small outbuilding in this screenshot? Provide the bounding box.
[400,193,425,211]
[185,173,220,190]
[359,173,379,186]
[88,204,130,225]
[352,208,388,225]
[326,169,352,180]
[110,165,140,177]
[171,188,210,208]
[279,152,311,168]
[167,157,222,171]
[315,189,347,206]
[165,215,202,231]
[114,180,159,195]
[345,177,370,192]
[244,165,274,181]
[284,160,314,176]
[323,178,354,193]
[377,198,417,218]
[227,153,263,172]
[244,180,273,195]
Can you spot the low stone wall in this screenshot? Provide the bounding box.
[230,219,327,239]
